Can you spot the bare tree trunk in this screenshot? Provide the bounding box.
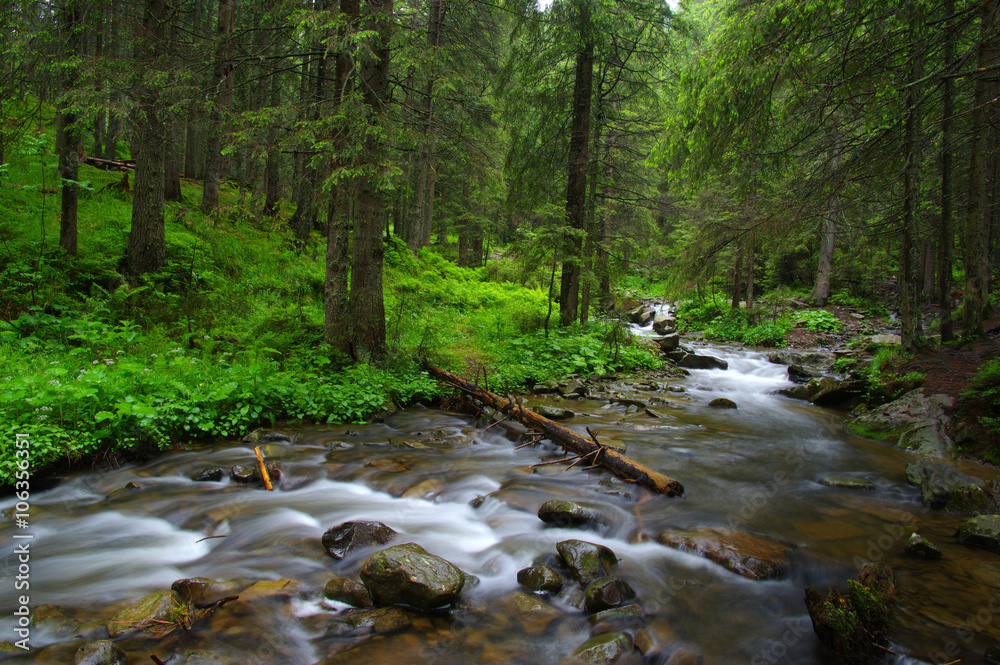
[202,0,235,213]
[963,0,999,336]
[57,0,82,257]
[938,0,955,341]
[901,0,924,351]
[263,60,282,217]
[560,2,593,327]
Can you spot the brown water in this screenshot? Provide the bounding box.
[2,345,999,665]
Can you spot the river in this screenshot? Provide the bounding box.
[2,344,998,664]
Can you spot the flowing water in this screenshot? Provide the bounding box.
[2,344,999,665]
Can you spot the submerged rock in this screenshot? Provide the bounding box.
[517,565,564,594]
[656,527,792,580]
[106,590,182,638]
[556,540,619,585]
[74,640,126,665]
[359,542,466,611]
[849,391,955,457]
[707,398,737,409]
[344,607,413,633]
[904,461,993,511]
[538,500,609,531]
[956,515,1000,552]
[105,482,141,500]
[321,520,397,560]
[902,533,942,559]
[191,467,224,482]
[819,476,875,490]
[566,631,634,664]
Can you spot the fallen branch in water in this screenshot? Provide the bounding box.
[425,364,684,497]
[254,446,273,490]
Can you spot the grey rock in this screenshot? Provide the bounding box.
[905,461,992,511]
[533,380,561,395]
[556,540,619,585]
[584,577,636,614]
[902,533,942,559]
[359,543,466,611]
[538,500,609,531]
[535,405,575,420]
[653,315,678,335]
[956,515,1000,552]
[788,365,822,384]
[322,520,397,560]
[74,641,126,665]
[677,354,728,370]
[850,391,955,457]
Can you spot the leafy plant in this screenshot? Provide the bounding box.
[794,309,843,332]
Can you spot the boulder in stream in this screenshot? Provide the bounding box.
[359,542,467,611]
[534,405,576,420]
[902,533,942,559]
[583,577,636,614]
[904,460,993,511]
[818,475,875,490]
[565,631,634,665]
[849,391,955,457]
[676,353,728,371]
[538,499,609,531]
[805,563,895,665]
[324,576,374,607]
[707,398,737,409]
[956,515,1000,552]
[653,315,678,335]
[74,640,126,665]
[517,565,564,594]
[556,540,619,585]
[191,467,224,482]
[656,527,792,580]
[322,520,397,560]
[344,607,414,634]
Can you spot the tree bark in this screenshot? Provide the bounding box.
[349,0,391,362]
[938,0,955,342]
[124,0,171,278]
[901,0,924,352]
[560,3,594,327]
[426,364,684,497]
[263,58,282,217]
[57,0,82,257]
[963,0,1000,336]
[202,0,235,213]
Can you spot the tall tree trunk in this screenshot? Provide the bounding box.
[202,0,235,213]
[164,119,183,201]
[349,0,391,362]
[263,60,282,217]
[92,5,105,158]
[939,0,956,342]
[901,0,924,351]
[57,0,82,257]
[810,131,840,306]
[560,2,593,327]
[963,0,1000,336]
[125,0,171,278]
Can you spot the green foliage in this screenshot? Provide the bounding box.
[794,309,842,332]
[691,306,791,347]
[676,299,724,330]
[963,357,1000,436]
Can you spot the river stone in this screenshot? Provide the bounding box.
[107,589,181,638]
[322,520,397,560]
[31,604,81,637]
[344,607,413,633]
[365,458,411,473]
[809,377,867,408]
[171,577,245,605]
[871,334,902,345]
[538,500,608,530]
[819,475,875,490]
[535,405,576,420]
[191,467,224,482]
[0,642,23,656]
[707,398,737,409]
[656,527,791,580]
[105,481,141,499]
[665,647,705,665]
[74,640,126,665]
[777,381,823,401]
[533,380,561,395]
[787,365,822,384]
[517,565,563,594]
[850,391,955,457]
[566,631,634,664]
[324,576,374,607]
[629,306,655,327]
[230,465,257,483]
[653,315,678,335]
[902,533,942,559]
[768,350,836,369]
[236,578,305,602]
[584,577,636,614]
[677,354,728,371]
[956,515,1000,552]
[359,542,466,611]
[560,379,588,398]
[556,540,619,585]
[401,478,444,499]
[588,603,643,626]
[904,461,991,511]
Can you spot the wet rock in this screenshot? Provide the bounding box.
[566,631,634,664]
[819,476,875,490]
[242,428,295,444]
[653,315,678,335]
[677,354,728,370]
[171,577,245,606]
[584,577,636,614]
[359,542,466,611]
[322,520,397,560]
[324,577,374,607]
[665,647,705,665]
[107,589,181,638]
[509,591,562,635]
[0,642,22,657]
[517,565,564,594]
[904,461,992,511]
[768,350,836,369]
[401,478,444,499]
[533,380,561,395]
[809,377,867,408]
[105,481,141,499]
[850,391,955,457]
[556,540,619,585]
[74,640,126,665]
[805,563,894,664]
[538,500,609,531]
[956,515,1000,552]
[628,306,655,327]
[707,398,737,409]
[656,527,792,580]
[651,335,681,353]
[230,465,257,483]
[535,405,576,420]
[903,533,942,559]
[236,578,305,602]
[588,603,643,625]
[787,365,822,384]
[30,604,82,638]
[344,607,414,633]
[191,468,224,482]
[777,381,823,401]
[560,379,588,398]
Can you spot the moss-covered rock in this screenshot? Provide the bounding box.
[74,640,126,665]
[566,631,634,664]
[656,527,792,580]
[905,461,992,511]
[902,533,942,559]
[538,500,608,531]
[819,476,875,490]
[324,577,373,608]
[516,565,564,594]
[805,563,895,665]
[106,590,183,638]
[556,540,619,585]
[359,542,466,611]
[956,515,1000,552]
[707,398,737,409]
[343,607,413,634]
[583,577,636,614]
[321,520,397,560]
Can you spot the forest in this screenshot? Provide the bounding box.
[0,0,999,497]
[3,1,1000,663]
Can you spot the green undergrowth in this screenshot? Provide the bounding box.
[964,357,1000,437]
[0,128,660,486]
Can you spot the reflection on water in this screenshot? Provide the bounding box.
[1,346,998,664]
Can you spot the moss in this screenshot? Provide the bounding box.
[847,580,890,630]
[844,420,906,442]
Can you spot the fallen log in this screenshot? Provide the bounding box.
[83,155,136,171]
[426,364,684,497]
